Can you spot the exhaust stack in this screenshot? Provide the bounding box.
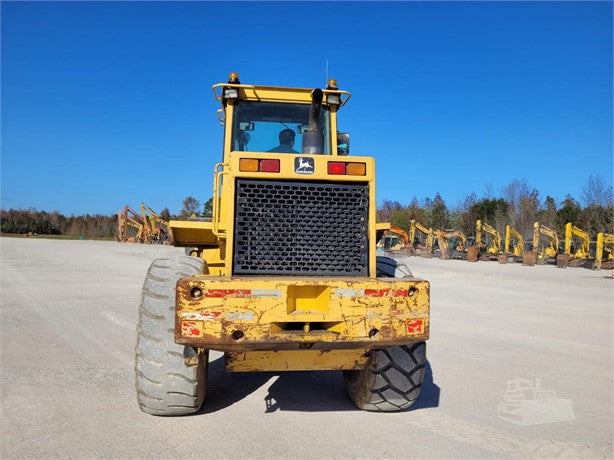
[302,89,323,155]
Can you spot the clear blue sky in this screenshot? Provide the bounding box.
[2,1,612,215]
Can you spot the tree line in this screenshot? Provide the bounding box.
[0,197,214,239]
[1,176,611,240]
[0,209,118,239]
[377,175,613,239]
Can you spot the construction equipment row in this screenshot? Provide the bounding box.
[117,203,169,244]
[378,220,613,270]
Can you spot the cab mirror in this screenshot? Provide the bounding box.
[337,133,350,156]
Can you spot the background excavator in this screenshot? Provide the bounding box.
[376,225,410,252]
[117,205,144,243]
[435,229,467,260]
[595,232,614,270]
[476,219,501,259]
[140,203,170,244]
[564,223,591,259]
[504,225,524,258]
[409,219,434,256]
[532,222,559,262]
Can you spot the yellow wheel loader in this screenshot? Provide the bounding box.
[134,74,430,415]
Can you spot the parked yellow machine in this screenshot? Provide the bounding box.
[595,232,614,270]
[434,229,466,259]
[434,229,448,259]
[135,74,430,415]
[532,222,559,260]
[139,202,169,244]
[476,219,501,255]
[504,225,524,257]
[564,223,591,259]
[408,219,434,255]
[117,205,144,243]
[377,225,410,252]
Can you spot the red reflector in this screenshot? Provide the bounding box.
[260,159,280,172]
[407,319,425,334]
[181,321,203,337]
[204,289,251,298]
[328,162,346,175]
[364,289,390,297]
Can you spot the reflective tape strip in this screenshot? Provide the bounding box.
[225,312,255,321]
[251,289,282,298]
[364,289,389,297]
[362,289,409,297]
[181,311,221,321]
[335,288,365,297]
[204,289,251,298]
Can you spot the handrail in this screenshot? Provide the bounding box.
[212,163,228,237]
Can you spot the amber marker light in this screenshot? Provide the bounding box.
[239,158,259,172]
[346,162,366,176]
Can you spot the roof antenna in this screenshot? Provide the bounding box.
[326,59,329,85]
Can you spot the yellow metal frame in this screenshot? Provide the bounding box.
[226,349,369,372]
[175,276,430,352]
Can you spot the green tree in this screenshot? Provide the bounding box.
[202,198,214,218]
[430,193,447,230]
[536,196,558,229]
[180,196,200,219]
[160,208,171,221]
[557,195,582,234]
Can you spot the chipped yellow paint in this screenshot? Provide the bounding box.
[225,349,370,372]
[175,277,430,353]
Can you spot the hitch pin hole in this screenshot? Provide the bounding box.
[408,287,417,298]
[190,287,203,299]
[232,330,244,340]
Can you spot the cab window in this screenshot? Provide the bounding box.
[231,101,331,154]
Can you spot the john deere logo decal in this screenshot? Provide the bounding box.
[294,157,314,175]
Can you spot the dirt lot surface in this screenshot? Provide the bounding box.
[1,237,612,458]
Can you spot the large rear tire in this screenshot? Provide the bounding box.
[344,255,426,412]
[376,255,414,278]
[344,342,426,412]
[135,256,207,416]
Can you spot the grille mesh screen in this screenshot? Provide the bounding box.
[233,179,369,276]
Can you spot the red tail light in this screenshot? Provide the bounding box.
[328,162,346,175]
[260,159,280,172]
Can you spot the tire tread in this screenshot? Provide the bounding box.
[135,256,208,416]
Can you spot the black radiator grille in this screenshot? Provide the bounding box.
[233,179,369,276]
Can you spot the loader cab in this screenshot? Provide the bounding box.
[231,101,332,155]
[215,75,351,159]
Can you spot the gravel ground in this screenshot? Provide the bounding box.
[1,237,612,458]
